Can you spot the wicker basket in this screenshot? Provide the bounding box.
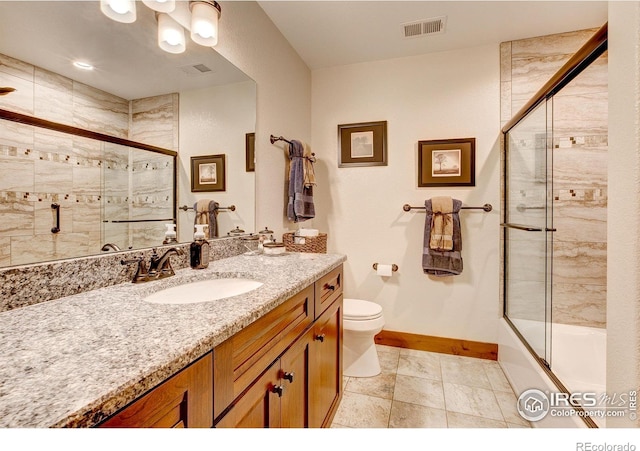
[282,232,327,254]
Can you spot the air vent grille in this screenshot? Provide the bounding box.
[193,64,212,73]
[402,16,447,39]
[179,63,214,76]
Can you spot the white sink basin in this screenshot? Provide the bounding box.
[143,278,263,305]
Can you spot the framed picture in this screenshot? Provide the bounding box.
[245,132,255,172]
[418,138,475,187]
[191,154,226,192]
[338,121,387,167]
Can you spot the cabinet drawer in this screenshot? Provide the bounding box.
[314,265,343,318]
[213,285,314,419]
[99,352,213,428]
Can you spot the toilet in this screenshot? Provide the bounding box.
[343,298,385,377]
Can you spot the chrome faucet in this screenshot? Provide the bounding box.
[121,247,184,283]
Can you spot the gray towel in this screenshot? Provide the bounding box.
[287,139,315,222]
[193,200,219,238]
[422,198,463,276]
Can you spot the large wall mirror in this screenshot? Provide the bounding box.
[0,1,256,268]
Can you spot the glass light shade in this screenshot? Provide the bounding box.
[158,13,186,54]
[142,0,176,14]
[190,2,219,47]
[100,0,136,23]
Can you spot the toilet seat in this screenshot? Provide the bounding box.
[344,298,383,321]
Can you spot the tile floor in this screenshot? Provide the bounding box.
[331,345,531,428]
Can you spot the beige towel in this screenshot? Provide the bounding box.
[195,199,210,237]
[429,196,454,250]
[303,142,316,188]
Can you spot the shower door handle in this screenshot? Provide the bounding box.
[500,223,556,232]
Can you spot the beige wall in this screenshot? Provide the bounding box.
[311,45,501,344]
[214,1,312,235]
[178,81,257,241]
[607,1,640,428]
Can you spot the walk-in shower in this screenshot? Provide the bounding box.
[500,24,608,428]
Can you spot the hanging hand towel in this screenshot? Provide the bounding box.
[429,196,454,251]
[302,142,316,188]
[422,198,463,276]
[287,139,315,222]
[193,199,219,239]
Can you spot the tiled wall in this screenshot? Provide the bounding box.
[501,29,608,329]
[0,53,178,267]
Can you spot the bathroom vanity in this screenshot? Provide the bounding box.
[0,252,345,428]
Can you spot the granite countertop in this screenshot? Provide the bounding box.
[0,252,346,428]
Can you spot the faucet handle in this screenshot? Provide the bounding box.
[121,256,143,265]
[121,256,149,283]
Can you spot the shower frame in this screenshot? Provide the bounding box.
[501,23,608,428]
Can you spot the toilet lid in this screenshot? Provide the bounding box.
[344,298,383,321]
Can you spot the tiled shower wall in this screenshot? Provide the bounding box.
[501,29,608,329]
[0,52,178,267]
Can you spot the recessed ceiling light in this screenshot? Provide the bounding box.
[73,61,94,71]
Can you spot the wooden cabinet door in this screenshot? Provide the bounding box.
[309,296,343,428]
[213,285,314,420]
[100,352,213,428]
[215,361,282,428]
[280,329,312,428]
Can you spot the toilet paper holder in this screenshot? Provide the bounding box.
[372,263,398,272]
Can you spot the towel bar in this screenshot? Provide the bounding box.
[179,205,236,212]
[402,203,492,212]
[270,134,292,145]
[270,134,316,161]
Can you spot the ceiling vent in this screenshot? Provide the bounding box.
[402,16,447,39]
[179,63,213,76]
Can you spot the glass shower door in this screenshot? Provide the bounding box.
[504,101,553,367]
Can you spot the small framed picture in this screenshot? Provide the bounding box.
[245,132,255,172]
[418,138,475,187]
[191,154,226,192]
[338,121,387,167]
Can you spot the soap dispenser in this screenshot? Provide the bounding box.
[190,224,210,269]
[162,223,177,244]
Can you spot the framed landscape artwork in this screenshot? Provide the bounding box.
[191,154,226,192]
[418,138,475,187]
[338,121,387,167]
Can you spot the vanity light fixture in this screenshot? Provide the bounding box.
[73,61,95,71]
[189,1,221,47]
[100,0,136,24]
[142,0,176,14]
[157,13,186,54]
[100,0,221,53]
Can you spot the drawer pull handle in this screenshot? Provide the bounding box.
[325,284,336,291]
[315,333,325,343]
[283,372,295,383]
[271,385,284,397]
